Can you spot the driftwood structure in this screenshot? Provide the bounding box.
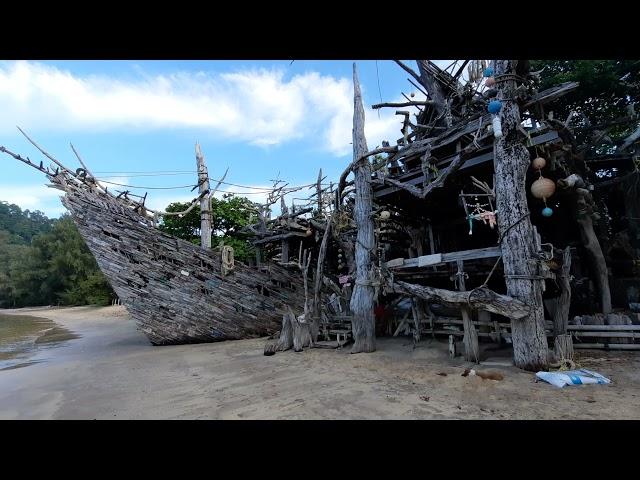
[3,59,640,372]
[251,59,640,371]
[0,141,305,345]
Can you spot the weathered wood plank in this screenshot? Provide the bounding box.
[386,246,501,269]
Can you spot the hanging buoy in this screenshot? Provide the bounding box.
[380,210,391,220]
[485,76,496,88]
[531,177,556,200]
[488,100,502,114]
[483,67,494,78]
[532,157,547,170]
[542,207,554,217]
[492,115,503,138]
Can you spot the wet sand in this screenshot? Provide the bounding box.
[1,305,639,419]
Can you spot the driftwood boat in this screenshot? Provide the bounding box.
[1,142,305,345]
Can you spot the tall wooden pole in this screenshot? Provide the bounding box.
[456,260,479,363]
[493,60,549,371]
[195,142,212,249]
[350,63,376,353]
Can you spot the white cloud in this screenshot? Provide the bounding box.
[0,61,413,158]
[0,184,66,217]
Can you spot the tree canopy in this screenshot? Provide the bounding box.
[531,60,640,147]
[0,202,114,308]
[159,194,258,262]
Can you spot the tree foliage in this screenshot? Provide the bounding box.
[0,202,114,308]
[530,60,640,144]
[159,194,258,262]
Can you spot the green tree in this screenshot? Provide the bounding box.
[159,194,257,262]
[530,60,640,145]
[0,204,114,308]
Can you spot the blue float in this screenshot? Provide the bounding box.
[484,67,494,77]
[488,100,502,114]
[542,207,553,217]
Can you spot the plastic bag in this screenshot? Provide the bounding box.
[535,369,611,388]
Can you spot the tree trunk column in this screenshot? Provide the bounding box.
[195,143,212,249]
[493,60,549,371]
[349,63,376,353]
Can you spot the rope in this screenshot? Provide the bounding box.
[465,255,503,307]
[504,274,546,280]
[375,60,383,119]
[497,212,530,246]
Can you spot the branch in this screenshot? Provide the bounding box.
[389,280,530,320]
[372,100,433,110]
[619,123,640,152]
[17,127,77,178]
[372,153,465,199]
[394,60,422,86]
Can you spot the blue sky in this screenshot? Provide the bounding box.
[0,60,453,217]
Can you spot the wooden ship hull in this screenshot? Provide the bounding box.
[0,144,305,345]
[62,181,304,344]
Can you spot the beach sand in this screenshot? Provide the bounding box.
[1,305,639,419]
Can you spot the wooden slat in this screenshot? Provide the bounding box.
[568,325,640,331]
[574,343,640,350]
[571,331,640,338]
[373,130,560,198]
[386,246,501,269]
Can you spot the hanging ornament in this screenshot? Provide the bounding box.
[532,157,547,170]
[530,177,556,200]
[542,207,554,217]
[483,67,494,78]
[492,115,503,139]
[380,210,391,220]
[410,92,415,98]
[485,76,496,88]
[488,100,502,114]
[305,228,313,236]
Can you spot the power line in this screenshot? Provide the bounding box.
[94,176,329,192]
[97,179,198,190]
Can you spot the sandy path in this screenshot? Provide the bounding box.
[1,305,639,419]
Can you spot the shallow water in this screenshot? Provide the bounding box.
[0,313,80,371]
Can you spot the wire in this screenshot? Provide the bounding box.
[97,179,198,190]
[93,174,329,191]
[375,60,383,119]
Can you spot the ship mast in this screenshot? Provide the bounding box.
[195,142,212,249]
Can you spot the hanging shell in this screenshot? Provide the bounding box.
[531,177,556,200]
[532,157,547,170]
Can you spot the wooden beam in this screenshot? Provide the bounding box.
[385,246,501,269]
[389,280,530,320]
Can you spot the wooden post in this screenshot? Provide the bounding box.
[281,240,289,263]
[494,59,549,371]
[350,63,376,353]
[195,143,212,249]
[311,217,331,341]
[456,260,479,363]
[558,175,611,314]
[553,247,572,335]
[316,168,323,214]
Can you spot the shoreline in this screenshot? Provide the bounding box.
[1,305,639,419]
